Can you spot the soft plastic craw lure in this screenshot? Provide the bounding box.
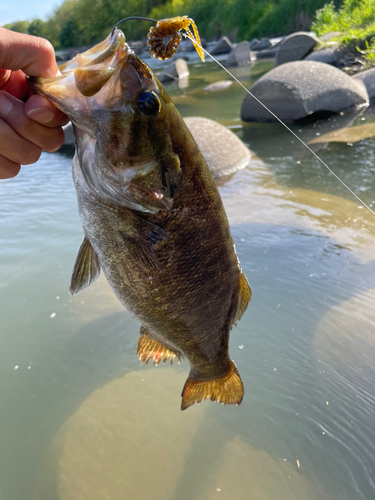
[147,16,205,62]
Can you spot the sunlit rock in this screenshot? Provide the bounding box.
[197,437,332,500]
[185,117,251,178]
[220,160,375,263]
[210,36,233,55]
[241,61,369,122]
[352,68,375,101]
[37,369,204,500]
[226,42,251,67]
[314,288,375,377]
[308,122,375,145]
[275,32,318,66]
[158,58,189,82]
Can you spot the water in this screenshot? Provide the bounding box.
[1,59,375,500]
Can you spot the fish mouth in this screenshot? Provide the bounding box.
[127,184,174,212]
[28,29,130,112]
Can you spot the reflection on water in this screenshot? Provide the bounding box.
[1,60,375,500]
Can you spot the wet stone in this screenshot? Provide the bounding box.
[211,36,233,55]
[226,42,251,67]
[184,117,251,178]
[241,61,369,122]
[275,32,318,66]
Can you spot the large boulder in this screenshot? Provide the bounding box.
[184,117,251,177]
[210,36,233,55]
[352,68,375,101]
[241,61,369,123]
[275,31,318,66]
[226,41,251,67]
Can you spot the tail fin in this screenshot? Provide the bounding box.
[181,360,244,410]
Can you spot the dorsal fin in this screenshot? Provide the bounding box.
[69,237,101,296]
[233,272,251,328]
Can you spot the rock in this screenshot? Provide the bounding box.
[241,61,369,123]
[37,369,205,500]
[157,58,189,82]
[226,41,251,67]
[184,117,251,178]
[275,31,318,66]
[252,38,272,51]
[204,80,233,92]
[352,68,375,101]
[254,47,278,59]
[320,31,342,42]
[308,122,375,145]
[249,38,260,50]
[314,288,375,388]
[210,36,233,55]
[304,47,341,66]
[197,437,333,500]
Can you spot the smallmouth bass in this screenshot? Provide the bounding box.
[29,29,251,410]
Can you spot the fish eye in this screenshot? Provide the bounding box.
[136,90,161,116]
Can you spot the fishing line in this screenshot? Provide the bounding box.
[182,33,375,218]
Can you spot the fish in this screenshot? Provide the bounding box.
[28,28,251,410]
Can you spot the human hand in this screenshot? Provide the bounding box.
[0,28,69,179]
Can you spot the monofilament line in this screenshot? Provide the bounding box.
[183,33,375,218]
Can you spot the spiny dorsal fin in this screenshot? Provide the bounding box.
[69,237,101,296]
[181,360,244,410]
[138,327,182,365]
[233,272,251,328]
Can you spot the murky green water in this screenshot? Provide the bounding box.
[1,59,375,500]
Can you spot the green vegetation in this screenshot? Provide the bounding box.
[312,0,375,66]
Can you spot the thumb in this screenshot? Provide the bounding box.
[0,28,59,78]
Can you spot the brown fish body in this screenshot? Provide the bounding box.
[29,30,250,409]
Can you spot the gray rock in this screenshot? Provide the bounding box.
[226,41,251,67]
[204,80,233,92]
[157,59,189,82]
[320,31,342,42]
[275,32,318,66]
[184,117,251,178]
[211,36,233,55]
[241,61,369,123]
[252,38,272,51]
[254,47,278,59]
[304,47,341,65]
[352,68,375,101]
[249,38,260,50]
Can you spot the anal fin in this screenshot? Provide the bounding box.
[181,360,244,410]
[69,237,101,296]
[233,272,251,327]
[138,328,181,365]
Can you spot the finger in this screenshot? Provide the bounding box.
[0,116,41,165]
[0,69,30,101]
[0,28,59,78]
[0,155,21,179]
[25,94,69,127]
[0,91,65,153]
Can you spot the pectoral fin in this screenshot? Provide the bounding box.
[69,237,101,296]
[119,218,169,271]
[232,272,251,328]
[181,360,244,410]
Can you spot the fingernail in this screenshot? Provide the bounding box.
[0,93,12,117]
[26,107,55,124]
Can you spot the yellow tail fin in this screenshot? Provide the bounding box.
[181,360,244,410]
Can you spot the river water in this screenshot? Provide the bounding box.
[1,56,375,500]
